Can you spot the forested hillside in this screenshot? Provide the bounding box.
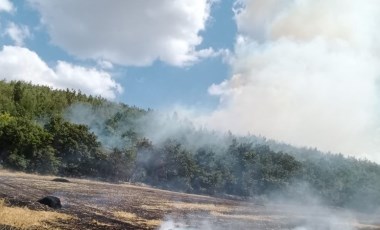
[0,80,379,212]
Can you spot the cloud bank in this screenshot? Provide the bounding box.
[202,0,380,160]
[0,46,122,99]
[29,0,216,66]
[0,0,13,12]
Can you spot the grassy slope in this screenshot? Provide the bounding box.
[0,198,72,229]
[1,170,379,230]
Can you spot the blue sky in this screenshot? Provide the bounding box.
[1,0,379,159]
[0,0,237,110]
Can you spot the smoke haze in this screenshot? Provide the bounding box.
[198,0,380,161]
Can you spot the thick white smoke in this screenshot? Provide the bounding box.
[200,0,380,161]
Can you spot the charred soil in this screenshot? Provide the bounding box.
[0,170,379,230]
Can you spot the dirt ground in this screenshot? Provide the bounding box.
[0,170,379,230]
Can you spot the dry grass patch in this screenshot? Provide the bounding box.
[0,169,55,180]
[114,211,161,228]
[211,211,283,222]
[91,219,113,227]
[142,202,232,213]
[169,202,232,212]
[0,199,72,229]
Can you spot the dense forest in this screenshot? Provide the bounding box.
[0,80,379,212]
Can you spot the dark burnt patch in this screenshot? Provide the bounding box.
[37,196,62,209]
[52,178,71,183]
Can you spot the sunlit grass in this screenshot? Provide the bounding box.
[0,199,72,229]
[141,201,232,213]
[114,211,161,227]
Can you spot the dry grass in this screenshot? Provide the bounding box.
[0,169,55,180]
[0,199,72,229]
[169,202,232,212]
[141,201,232,213]
[114,211,162,228]
[210,211,276,221]
[2,169,380,229]
[91,219,113,227]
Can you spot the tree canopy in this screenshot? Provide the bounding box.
[0,80,379,212]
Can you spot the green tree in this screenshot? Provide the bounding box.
[45,116,101,176]
[0,114,58,173]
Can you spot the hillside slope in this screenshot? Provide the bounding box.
[0,80,380,212]
[1,170,379,230]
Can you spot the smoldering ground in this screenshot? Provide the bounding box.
[157,191,380,230]
[2,168,379,230]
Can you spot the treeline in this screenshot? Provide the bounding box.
[0,80,106,118]
[0,80,379,212]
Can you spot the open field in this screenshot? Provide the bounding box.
[0,170,379,230]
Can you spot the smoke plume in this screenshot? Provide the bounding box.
[199,0,380,161]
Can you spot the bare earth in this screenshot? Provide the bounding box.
[0,170,379,230]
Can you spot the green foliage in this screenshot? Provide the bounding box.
[104,148,137,181]
[295,154,380,210]
[0,80,106,119]
[13,81,23,104]
[0,80,379,212]
[192,148,225,194]
[0,114,58,173]
[45,116,102,176]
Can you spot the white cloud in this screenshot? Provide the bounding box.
[0,45,122,99]
[4,22,30,46]
[97,60,113,70]
[202,0,380,161]
[0,0,13,12]
[29,0,215,67]
[233,0,380,52]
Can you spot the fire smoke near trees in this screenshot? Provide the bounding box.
[201,0,380,161]
[0,0,380,229]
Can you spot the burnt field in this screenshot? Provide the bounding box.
[0,170,379,230]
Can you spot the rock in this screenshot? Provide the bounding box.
[52,178,70,183]
[37,196,62,209]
